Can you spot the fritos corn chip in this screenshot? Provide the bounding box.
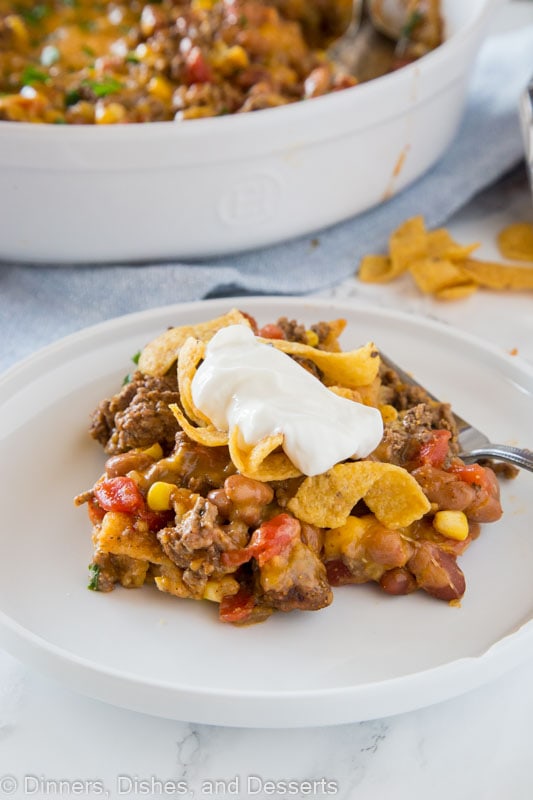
[229,427,301,481]
[287,462,430,529]
[460,259,533,290]
[138,309,251,376]
[358,215,533,300]
[169,402,229,447]
[262,339,380,388]
[497,222,533,262]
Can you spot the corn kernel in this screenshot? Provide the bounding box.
[95,101,127,124]
[433,510,469,541]
[379,404,398,424]
[222,44,249,70]
[203,576,240,602]
[191,0,218,9]
[305,329,319,347]
[147,75,173,102]
[6,14,29,47]
[147,481,176,511]
[142,443,163,459]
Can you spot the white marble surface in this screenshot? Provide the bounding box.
[1,166,532,800]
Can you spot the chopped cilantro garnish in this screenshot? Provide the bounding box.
[122,373,132,386]
[21,65,49,85]
[125,52,140,64]
[79,19,97,32]
[83,77,124,97]
[88,563,101,591]
[132,350,141,365]
[20,4,49,25]
[400,9,424,40]
[82,44,96,57]
[65,87,81,106]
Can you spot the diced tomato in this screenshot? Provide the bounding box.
[258,323,285,340]
[93,476,145,514]
[250,513,300,566]
[139,508,174,532]
[447,461,492,491]
[221,513,300,568]
[185,46,213,84]
[219,587,255,623]
[418,429,451,468]
[325,559,354,586]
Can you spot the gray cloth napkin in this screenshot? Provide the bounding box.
[2,24,533,374]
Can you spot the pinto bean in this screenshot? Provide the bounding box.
[104,452,154,477]
[207,488,232,519]
[408,542,465,601]
[412,465,476,511]
[380,567,417,595]
[365,525,412,568]
[223,475,274,526]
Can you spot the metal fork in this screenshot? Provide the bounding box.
[380,353,533,473]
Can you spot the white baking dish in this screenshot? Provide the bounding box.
[0,0,499,264]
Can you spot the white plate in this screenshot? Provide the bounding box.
[1,297,532,728]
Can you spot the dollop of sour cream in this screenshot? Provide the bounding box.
[191,325,383,476]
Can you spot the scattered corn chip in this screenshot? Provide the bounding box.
[138,309,250,376]
[358,216,533,300]
[434,283,478,301]
[389,215,427,277]
[359,254,396,284]
[287,461,430,530]
[409,258,468,294]
[460,258,533,290]
[497,222,533,262]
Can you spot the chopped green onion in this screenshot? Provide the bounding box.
[83,77,124,97]
[65,87,81,106]
[82,44,96,57]
[21,65,49,85]
[20,4,49,25]
[400,9,424,40]
[88,563,101,591]
[132,351,141,365]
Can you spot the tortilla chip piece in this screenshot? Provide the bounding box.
[138,309,251,376]
[409,258,469,294]
[319,318,347,352]
[425,228,480,262]
[434,283,478,301]
[169,402,229,447]
[497,222,533,262]
[460,258,533,290]
[262,339,380,389]
[229,427,301,481]
[389,216,428,277]
[358,254,397,284]
[177,337,212,426]
[287,462,430,529]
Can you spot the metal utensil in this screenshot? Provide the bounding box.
[380,353,533,472]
